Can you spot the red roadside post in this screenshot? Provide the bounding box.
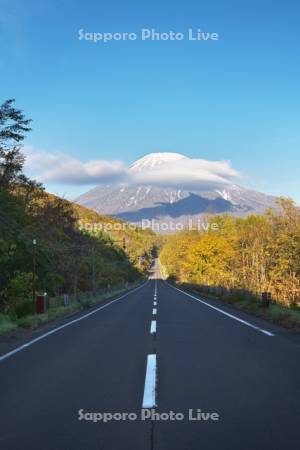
[32,239,37,313]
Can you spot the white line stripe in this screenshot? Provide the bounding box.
[0,281,149,363]
[150,320,156,334]
[152,308,157,315]
[169,284,275,337]
[142,354,157,408]
[153,301,157,306]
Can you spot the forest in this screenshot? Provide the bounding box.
[1,98,299,333]
[0,99,156,328]
[160,199,300,315]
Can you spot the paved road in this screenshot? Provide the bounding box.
[0,264,299,450]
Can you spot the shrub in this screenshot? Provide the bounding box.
[0,313,17,334]
[5,272,32,317]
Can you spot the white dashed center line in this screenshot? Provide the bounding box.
[150,320,156,334]
[142,354,157,408]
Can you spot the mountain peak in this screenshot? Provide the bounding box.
[130,152,188,172]
[75,151,278,232]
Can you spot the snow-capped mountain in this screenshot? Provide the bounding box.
[75,152,278,231]
[129,152,188,172]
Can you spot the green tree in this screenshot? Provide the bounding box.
[0,99,31,187]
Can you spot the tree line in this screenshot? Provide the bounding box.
[0,99,156,318]
[160,199,300,308]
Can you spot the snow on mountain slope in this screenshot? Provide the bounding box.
[129,152,188,172]
[75,153,278,231]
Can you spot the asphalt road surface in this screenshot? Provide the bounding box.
[0,261,299,450]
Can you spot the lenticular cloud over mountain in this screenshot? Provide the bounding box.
[129,153,238,190]
[25,149,238,190]
[75,152,278,230]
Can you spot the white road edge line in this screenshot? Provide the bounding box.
[150,320,157,334]
[0,281,149,363]
[169,284,275,337]
[152,308,157,315]
[142,354,157,408]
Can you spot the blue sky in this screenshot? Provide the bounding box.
[1,0,300,200]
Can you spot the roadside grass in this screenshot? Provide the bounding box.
[0,314,18,334]
[0,280,143,335]
[174,281,300,332]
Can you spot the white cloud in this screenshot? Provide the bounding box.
[24,147,239,190]
[24,147,127,185]
[130,158,238,190]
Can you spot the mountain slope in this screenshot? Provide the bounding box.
[75,153,278,231]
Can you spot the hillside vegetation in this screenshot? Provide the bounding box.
[0,99,156,325]
[160,199,300,328]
